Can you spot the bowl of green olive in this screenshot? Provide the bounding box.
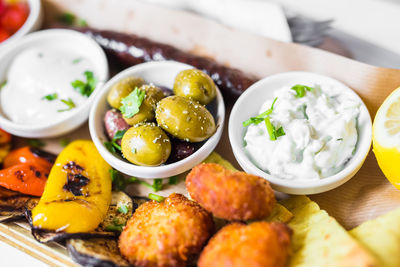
[89,61,225,178]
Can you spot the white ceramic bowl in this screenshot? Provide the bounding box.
[89,61,225,179]
[0,0,43,48]
[0,29,109,138]
[229,71,372,195]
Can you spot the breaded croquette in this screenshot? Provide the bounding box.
[198,222,292,267]
[118,193,214,267]
[186,163,276,220]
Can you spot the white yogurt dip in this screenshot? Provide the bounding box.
[244,83,360,180]
[0,45,95,126]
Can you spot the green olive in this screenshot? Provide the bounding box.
[156,96,216,142]
[107,76,145,109]
[173,69,217,105]
[123,84,165,126]
[121,123,171,166]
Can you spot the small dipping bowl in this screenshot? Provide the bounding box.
[0,0,43,48]
[0,29,109,138]
[229,71,372,194]
[89,61,225,179]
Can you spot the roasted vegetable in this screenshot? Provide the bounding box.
[31,140,112,233]
[27,191,133,243]
[0,162,49,196]
[0,128,11,144]
[67,238,130,267]
[0,187,38,223]
[3,146,56,169]
[56,26,257,101]
[0,128,11,164]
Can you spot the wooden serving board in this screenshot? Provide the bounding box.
[1,0,400,265]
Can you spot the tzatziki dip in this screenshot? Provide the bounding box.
[243,83,360,180]
[0,45,97,126]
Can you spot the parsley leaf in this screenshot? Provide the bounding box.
[119,88,146,118]
[110,169,126,191]
[291,84,314,98]
[71,71,97,97]
[72,58,82,64]
[42,93,58,101]
[109,169,164,192]
[243,97,277,127]
[105,218,124,232]
[153,179,163,192]
[104,130,127,154]
[77,19,88,26]
[148,193,165,202]
[59,138,70,147]
[264,117,285,141]
[168,176,179,185]
[57,98,76,112]
[301,104,309,120]
[0,80,7,89]
[117,205,129,214]
[58,12,75,25]
[27,139,45,148]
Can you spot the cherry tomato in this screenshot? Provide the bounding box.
[0,129,11,144]
[0,1,6,17]
[0,28,9,42]
[1,3,28,34]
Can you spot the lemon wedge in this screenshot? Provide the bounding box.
[373,87,400,189]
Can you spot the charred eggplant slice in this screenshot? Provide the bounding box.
[67,238,130,267]
[0,187,38,223]
[26,191,134,243]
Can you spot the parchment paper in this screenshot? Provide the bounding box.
[38,0,400,229]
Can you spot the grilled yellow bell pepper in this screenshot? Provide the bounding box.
[31,140,112,233]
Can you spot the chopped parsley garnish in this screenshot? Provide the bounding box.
[117,205,129,214]
[71,71,97,97]
[291,84,314,98]
[105,219,124,232]
[42,93,58,101]
[72,58,82,64]
[110,168,126,191]
[109,168,165,192]
[77,19,88,26]
[27,139,45,148]
[119,88,146,118]
[243,97,278,127]
[59,138,70,147]
[57,98,76,112]
[149,193,165,202]
[243,97,285,141]
[337,138,343,141]
[58,12,76,25]
[104,130,127,153]
[0,80,7,89]
[168,176,179,185]
[264,117,285,141]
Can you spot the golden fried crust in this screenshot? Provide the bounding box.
[118,193,214,267]
[198,222,292,267]
[186,163,276,220]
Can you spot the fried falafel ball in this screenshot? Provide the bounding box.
[118,193,214,267]
[198,222,292,267]
[186,163,276,221]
